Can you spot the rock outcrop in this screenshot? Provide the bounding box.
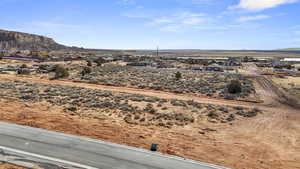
[0,29,68,51]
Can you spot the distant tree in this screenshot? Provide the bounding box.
[175,71,182,81]
[243,56,249,62]
[51,64,60,72]
[0,52,4,60]
[20,64,28,69]
[53,65,69,79]
[38,64,48,70]
[17,69,30,75]
[81,66,92,76]
[17,64,30,75]
[286,65,293,70]
[227,80,242,94]
[94,57,106,66]
[209,60,217,64]
[202,60,209,66]
[87,60,93,67]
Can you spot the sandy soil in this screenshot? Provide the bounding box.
[272,76,300,88]
[0,163,25,169]
[0,99,299,169]
[272,76,300,99]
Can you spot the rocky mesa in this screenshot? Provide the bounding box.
[0,29,68,51]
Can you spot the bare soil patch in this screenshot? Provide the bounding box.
[0,99,299,169]
[0,72,299,169]
[0,163,25,169]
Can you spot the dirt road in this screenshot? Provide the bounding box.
[0,74,275,110]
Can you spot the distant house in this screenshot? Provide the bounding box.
[256,57,271,63]
[256,63,273,67]
[177,57,228,65]
[156,62,173,68]
[293,64,300,69]
[204,64,224,72]
[127,62,148,66]
[2,56,42,62]
[94,57,109,65]
[127,61,157,67]
[281,58,300,64]
[225,57,242,66]
[192,67,203,71]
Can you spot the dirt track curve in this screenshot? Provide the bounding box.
[0,74,260,107]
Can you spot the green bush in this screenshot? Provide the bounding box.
[17,64,30,75]
[38,64,48,70]
[20,64,28,68]
[94,58,105,66]
[87,60,93,67]
[53,65,69,79]
[81,66,92,76]
[227,80,242,94]
[17,69,30,75]
[175,71,182,81]
[286,65,293,70]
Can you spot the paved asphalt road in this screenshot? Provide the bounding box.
[0,122,229,169]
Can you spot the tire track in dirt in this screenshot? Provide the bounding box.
[0,74,296,114]
[0,74,259,108]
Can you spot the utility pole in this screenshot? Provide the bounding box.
[156,46,159,58]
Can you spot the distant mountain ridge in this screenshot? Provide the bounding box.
[0,29,70,51]
[278,48,300,51]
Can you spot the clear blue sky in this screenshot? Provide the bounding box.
[0,0,299,49]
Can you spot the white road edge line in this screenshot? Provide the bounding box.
[0,145,98,169]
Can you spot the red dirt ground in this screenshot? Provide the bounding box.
[0,72,299,169]
[0,163,25,169]
[0,99,299,169]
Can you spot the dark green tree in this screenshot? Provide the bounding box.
[53,65,69,79]
[81,66,92,76]
[227,80,242,94]
[0,52,4,60]
[87,60,93,67]
[175,71,182,81]
[20,64,28,68]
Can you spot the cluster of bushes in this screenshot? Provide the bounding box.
[81,66,92,76]
[227,80,242,94]
[17,64,30,75]
[175,71,182,81]
[52,65,69,79]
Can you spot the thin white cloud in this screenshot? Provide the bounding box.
[175,0,217,5]
[160,25,181,32]
[117,0,144,9]
[190,0,215,5]
[24,21,95,36]
[124,10,207,32]
[238,15,270,22]
[152,18,174,24]
[118,0,136,6]
[289,39,300,43]
[182,17,205,25]
[29,21,79,29]
[231,0,298,11]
